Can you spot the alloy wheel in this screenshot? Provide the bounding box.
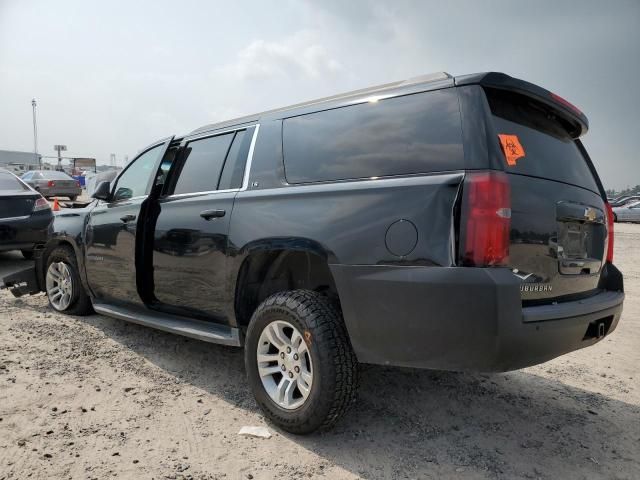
[256,320,313,410]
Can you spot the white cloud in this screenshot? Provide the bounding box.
[218,33,343,81]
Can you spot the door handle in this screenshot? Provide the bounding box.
[200,209,226,220]
[120,214,137,223]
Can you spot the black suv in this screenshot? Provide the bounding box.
[3,72,624,434]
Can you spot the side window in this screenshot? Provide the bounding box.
[112,144,163,201]
[218,129,249,190]
[282,88,464,183]
[173,133,234,195]
[32,172,43,180]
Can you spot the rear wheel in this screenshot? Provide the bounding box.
[245,290,358,434]
[45,246,93,315]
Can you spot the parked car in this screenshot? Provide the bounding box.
[612,200,640,222]
[609,195,640,207]
[21,170,82,200]
[0,168,53,259]
[2,72,624,434]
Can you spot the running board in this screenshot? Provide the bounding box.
[93,304,241,347]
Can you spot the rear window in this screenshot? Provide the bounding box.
[486,89,599,192]
[283,88,464,183]
[0,172,29,191]
[44,171,74,180]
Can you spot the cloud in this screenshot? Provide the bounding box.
[218,33,343,81]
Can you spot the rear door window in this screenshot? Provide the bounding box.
[172,133,234,195]
[486,89,599,193]
[218,129,250,190]
[282,88,464,183]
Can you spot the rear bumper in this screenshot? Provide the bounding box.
[39,187,81,198]
[0,212,53,252]
[330,264,624,372]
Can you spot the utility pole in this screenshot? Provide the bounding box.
[32,99,40,168]
[110,153,116,167]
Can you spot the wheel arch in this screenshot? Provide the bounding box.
[232,238,341,330]
[39,236,89,294]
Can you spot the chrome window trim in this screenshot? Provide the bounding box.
[241,124,260,191]
[163,123,260,199]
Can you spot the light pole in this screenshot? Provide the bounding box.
[32,98,40,168]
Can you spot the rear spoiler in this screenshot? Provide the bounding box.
[455,72,589,138]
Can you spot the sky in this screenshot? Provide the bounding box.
[0,0,638,189]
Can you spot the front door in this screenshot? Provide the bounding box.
[151,127,253,322]
[85,140,171,307]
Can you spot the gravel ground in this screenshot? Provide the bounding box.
[0,224,639,480]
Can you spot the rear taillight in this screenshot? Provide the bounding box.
[461,171,511,267]
[33,196,51,212]
[605,202,614,263]
[47,180,55,187]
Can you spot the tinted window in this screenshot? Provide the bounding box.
[113,144,163,201]
[21,172,33,180]
[218,129,248,190]
[0,172,28,191]
[283,89,463,183]
[173,133,234,194]
[486,89,599,192]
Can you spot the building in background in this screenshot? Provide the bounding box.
[0,149,41,173]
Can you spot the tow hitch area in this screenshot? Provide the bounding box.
[583,316,614,340]
[1,266,41,298]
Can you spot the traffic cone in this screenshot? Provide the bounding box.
[52,197,60,212]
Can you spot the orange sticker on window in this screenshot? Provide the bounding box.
[498,134,525,166]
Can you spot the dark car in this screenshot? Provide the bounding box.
[0,168,53,259]
[2,72,623,434]
[21,170,82,200]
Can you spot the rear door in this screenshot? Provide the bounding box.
[151,127,254,322]
[484,88,607,303]
[85,139,171,307]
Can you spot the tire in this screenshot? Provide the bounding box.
[45,245,93,315]
[613,213,618,222]
[21,249,34,260]
[245,290,358,434]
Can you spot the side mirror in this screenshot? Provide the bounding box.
[92,181,111,201]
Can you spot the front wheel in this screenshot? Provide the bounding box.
[245,290,358,434]
[45,246,93,315]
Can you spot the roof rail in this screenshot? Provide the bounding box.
[190,71,453,135]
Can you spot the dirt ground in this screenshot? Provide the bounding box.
[0,225,639,480]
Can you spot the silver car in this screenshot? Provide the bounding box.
[612,200,640,222]
[21,170,82,200]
